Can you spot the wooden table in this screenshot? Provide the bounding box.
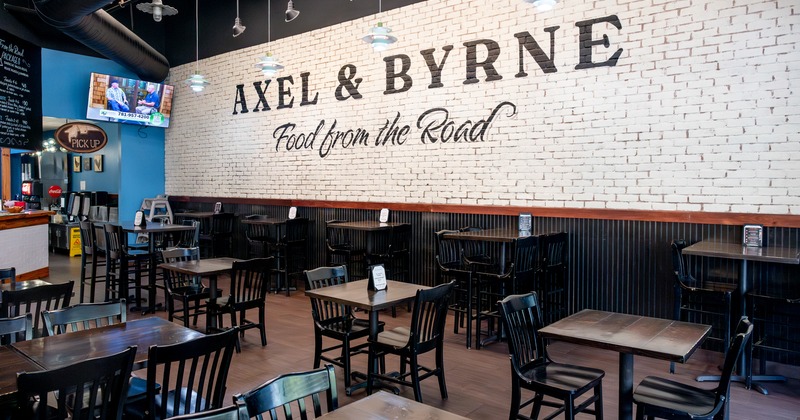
[319,391,469,420]
[682,241,800,392]
[158,257,240,331]
[0,345,42,408]
[117,221,196,313]
[539,309,710,420]
[12,317,204,370]
[305,279,429,394]
[326,221,408,255]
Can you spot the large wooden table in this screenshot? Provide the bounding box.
[682,240,800,392]
[539,309,710,420]
[158,257,240,331]
[319,391,469,419]
[305,279,429,394]
[11,316,205,370]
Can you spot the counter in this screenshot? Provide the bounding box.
[0,210,54,280]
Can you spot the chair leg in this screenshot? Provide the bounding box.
[410,356,422,403]
[594,383,603,419]
[436,345,448,400]
[182,299,191,327]
[258,306,267,347]
[89,253,99,303]
[313,332,323,369]
[79,254,88,303]
[366,347,376,396]
[564,395,575,420]
[342,340,352,389]
[509,376,521,420]
[530,394,544,420]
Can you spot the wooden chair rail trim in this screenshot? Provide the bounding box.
[167,196,800,228]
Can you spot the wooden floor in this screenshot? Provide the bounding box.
[45,253,800,419]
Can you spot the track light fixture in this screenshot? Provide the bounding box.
[285,0,300,22]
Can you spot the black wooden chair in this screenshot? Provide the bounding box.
[125,328,238,419]
[1,281,73,338]
[42,300,127,336]
[199,213,236,258]
[243,215,275,259]
[15,346,136,420]
[175,220,201,248]
[233,365,338,419]
[304,265,381,392]
[40,299,150,405]
[367,280,455,403]
[269,217,308,295]
[0,313,32,344]
[368,224,411,283]
[209,258,272,352]
[104,223,151,306]
[435,229,475,349]
[747,293,799,390]
[325,219,366,278]
[471,235,540,349]
[79,220,107,303]
[537,232,568,325]
[169,401,249,420]
[633,317,753,420]
[0,266,16,283]
[500,292,604,420]
[671,239,734,374]
[161,247,214,327]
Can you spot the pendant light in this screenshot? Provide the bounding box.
[285,0,300,22]
[233,0,246,37]
[185,0,209,92]
[255,1,284,77]
[362,0,397,52]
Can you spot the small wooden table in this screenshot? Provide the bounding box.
[0,345,42,408]
[158,257,240,331]
[12,317,204,370]
[539,309,710,420]
[305,279,429,394]
[319,391,469,420]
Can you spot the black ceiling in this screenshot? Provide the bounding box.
[1,0,425,69]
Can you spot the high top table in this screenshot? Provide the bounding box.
[539,309,711,420]
[682,240,800,393]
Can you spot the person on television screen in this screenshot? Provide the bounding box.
[106,79,130,112]
[136,83,160,115]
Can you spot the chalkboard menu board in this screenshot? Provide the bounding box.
[0,29,42,151]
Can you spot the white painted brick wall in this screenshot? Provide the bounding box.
[164,0,800,214]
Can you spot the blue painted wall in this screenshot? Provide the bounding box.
[41,49,166,219]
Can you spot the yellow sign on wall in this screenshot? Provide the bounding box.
[69,227,81,257]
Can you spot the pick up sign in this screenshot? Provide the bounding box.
[55,122,108,153]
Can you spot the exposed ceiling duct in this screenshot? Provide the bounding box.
[32,0,170,82]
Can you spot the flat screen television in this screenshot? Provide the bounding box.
[86,72,174,128]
